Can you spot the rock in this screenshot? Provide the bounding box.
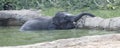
[0,10,42,26]
[108,17,120,30]
[1,34,120,48]
[76,17,120,31]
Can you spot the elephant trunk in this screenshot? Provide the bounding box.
[73,13,95,22]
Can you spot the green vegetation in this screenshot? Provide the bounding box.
[0,0,120,10]
[42,8,120,18]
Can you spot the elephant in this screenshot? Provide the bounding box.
[20,12,95,31]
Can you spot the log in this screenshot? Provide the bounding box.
[0,10,42,26]
[76,16,120,31]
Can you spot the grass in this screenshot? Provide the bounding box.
[0,8,120,46]
[42,8,120,18]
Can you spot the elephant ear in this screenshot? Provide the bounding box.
[52,11,72,25]
[52,12,65,26]
[52,17,59,26]
[73,13,95,22]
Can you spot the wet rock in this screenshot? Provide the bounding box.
[0,10,42,26]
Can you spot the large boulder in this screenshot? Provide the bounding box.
[0,10,42,26]
[76,16,120,31]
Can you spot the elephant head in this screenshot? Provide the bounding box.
[52,12,95,29]
[52,11,75,29]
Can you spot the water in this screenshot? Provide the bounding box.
[0,26,117,46]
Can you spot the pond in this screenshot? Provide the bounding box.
[0,26,118,46]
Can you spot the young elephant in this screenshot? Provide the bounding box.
[20,12,95,31]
